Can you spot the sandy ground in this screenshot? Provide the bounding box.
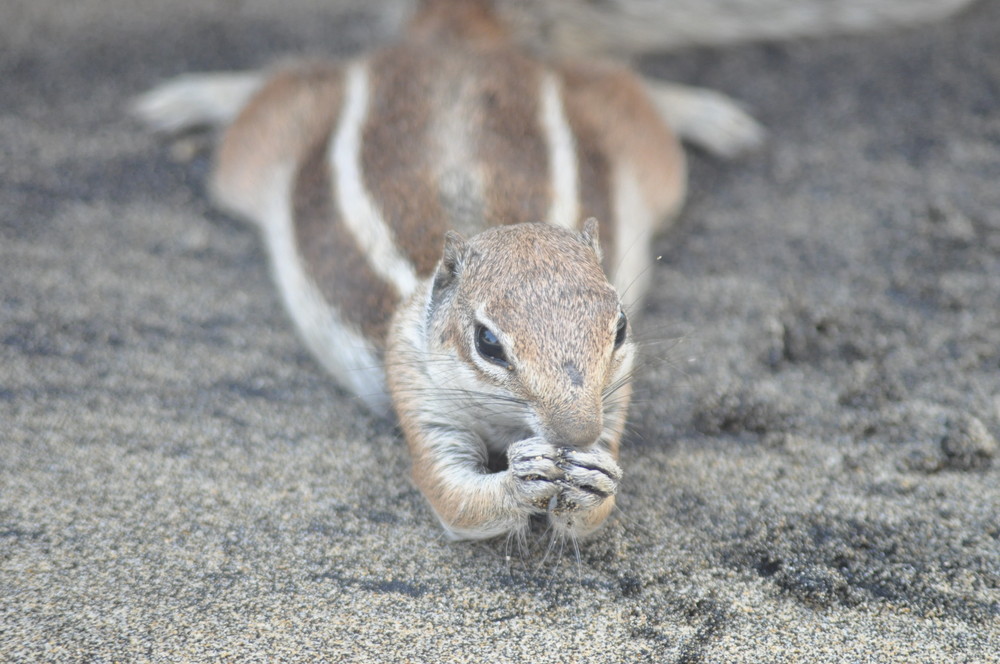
[2,1,999,662]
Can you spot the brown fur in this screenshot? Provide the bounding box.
[559,60,687,225]
[407,0,510,47]
[136,0,689,540]
[559,79,615,267]
[473,52,552,227]
[294,138,401,345]
[388,223,632,538]
[212,62,343,219]
[362,45,450,275]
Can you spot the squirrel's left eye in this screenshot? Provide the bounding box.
[475,324,510,368]
[613,312,628,349]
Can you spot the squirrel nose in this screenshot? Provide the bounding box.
[545,406,603,449]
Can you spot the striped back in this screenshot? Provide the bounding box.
[285,39,683,354]
[210,6,685,408]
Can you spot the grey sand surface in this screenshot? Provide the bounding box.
[2,0,999,661]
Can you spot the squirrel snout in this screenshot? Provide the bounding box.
[543,406,604,450]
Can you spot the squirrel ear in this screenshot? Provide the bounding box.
[581,217,603,262]
[430,231,471,305]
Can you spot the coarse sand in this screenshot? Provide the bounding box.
[2,0,998,661]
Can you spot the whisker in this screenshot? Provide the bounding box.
[610,499,652,538]
[503,526,526,570]
[609,228,662,308]
[534,519,558,571]
[570,532,582,570]
[615,238,666,310]
[390,386,529,409]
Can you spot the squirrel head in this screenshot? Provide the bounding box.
[423,220,633,449]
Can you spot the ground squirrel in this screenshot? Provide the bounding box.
[133,0,761,540]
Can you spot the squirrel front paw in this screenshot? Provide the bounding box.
[504,438,622,538]
[505,436,563,510]
[553,446,622,513]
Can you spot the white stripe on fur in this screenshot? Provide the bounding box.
[539,72,579,230]
[332,61,419,296]
[262,162,388,412]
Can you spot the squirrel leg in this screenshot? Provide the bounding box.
[408,433,564,540]
[409,426,623,540]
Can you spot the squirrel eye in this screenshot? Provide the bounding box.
[614,312,628,349]
[475,324,510,368]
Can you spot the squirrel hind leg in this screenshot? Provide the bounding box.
[129,71,265,134]
[643,79,766,159]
